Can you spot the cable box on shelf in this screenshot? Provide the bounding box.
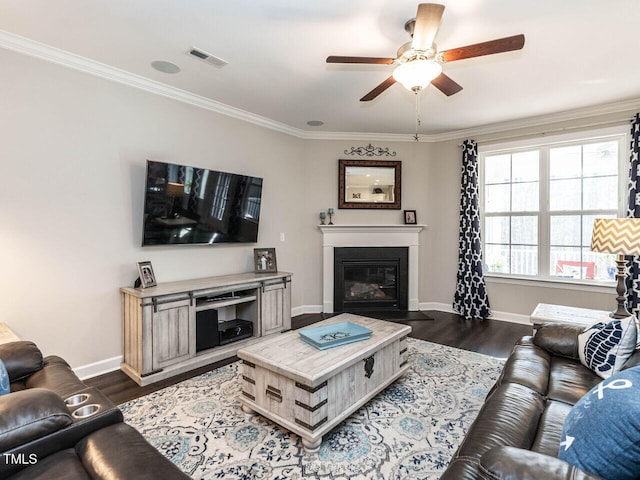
[197,292,239,305]
[219,319,253,345]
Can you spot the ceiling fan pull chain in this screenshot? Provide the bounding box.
[414,91,421,142]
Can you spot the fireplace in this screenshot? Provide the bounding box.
[334,247,408,312]
[320,225,424,313]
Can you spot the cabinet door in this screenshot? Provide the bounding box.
[152,298,191,370]
[261,280,291,336]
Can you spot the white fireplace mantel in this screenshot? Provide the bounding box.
[319,224,425,313]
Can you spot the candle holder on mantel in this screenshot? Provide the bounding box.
[327,208,334,225]
[319,211,326,225]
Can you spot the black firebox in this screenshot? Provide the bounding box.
[334,247,409,312]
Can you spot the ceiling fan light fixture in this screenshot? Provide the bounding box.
[393,59,442,92]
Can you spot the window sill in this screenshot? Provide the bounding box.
[485,274,615,294]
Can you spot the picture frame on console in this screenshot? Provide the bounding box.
[137,261,157,288]
[254,248,277,273]
[404,210,417,225]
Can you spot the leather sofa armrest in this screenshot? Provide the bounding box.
[0,388,123,479]
[76,423,190,479]
[0,388,72,452]
[532,323,586,360]
[0,341,44,381]
[480,446,605,480]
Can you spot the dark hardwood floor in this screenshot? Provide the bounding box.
[85,311,532,405]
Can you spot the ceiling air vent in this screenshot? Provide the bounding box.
[187,47,228,68]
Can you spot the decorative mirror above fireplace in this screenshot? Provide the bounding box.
[338,159,401,209]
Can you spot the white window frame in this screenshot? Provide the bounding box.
[479,125,629,287]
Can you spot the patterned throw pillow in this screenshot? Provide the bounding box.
[577,315,638,379]
[558,365,640,479]
[0,360,9,395]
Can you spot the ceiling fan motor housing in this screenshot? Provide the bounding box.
[397,41,437,63]
[404,18,417,36]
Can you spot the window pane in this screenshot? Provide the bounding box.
[485,154,511,184]
[482,133,622,283]
[512,182,539,211]
[550,146,581,179]
[485,184,510,212]
[511,245,538,275]
[512,151,539,182]
[485,216,509,243]
[583,248,616,281]
[550,179,581,210]
[551,215,581,246]
[551,247,585,279]
[511,216,537,245]
[584,141,618,177]
[582,214,616,246]
[583,176,618,210]
[484,244,509,273]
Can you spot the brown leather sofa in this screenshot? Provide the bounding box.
[440,322,634,480]
[0,341,189,479]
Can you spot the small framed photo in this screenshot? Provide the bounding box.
[254,248,277,273]
[137,261,157,288]
[404,209,417,225]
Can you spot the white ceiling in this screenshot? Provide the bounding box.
[1,0,639,137]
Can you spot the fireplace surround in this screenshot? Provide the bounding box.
[319,225,424,313]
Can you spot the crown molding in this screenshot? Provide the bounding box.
[0,29,305,138]
[297,130,421,142]
[427,98,640,142]
[1,29,638,144]
[307,98,640,143]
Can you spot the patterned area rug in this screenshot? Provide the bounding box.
[120,339,504,479]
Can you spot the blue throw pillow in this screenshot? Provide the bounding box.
[558,365,640,479]
[577,315,638,379]
[0,360,9,395]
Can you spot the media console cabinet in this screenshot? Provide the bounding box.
[120,271,292,386]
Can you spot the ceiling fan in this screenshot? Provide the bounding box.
[326,3,525,101]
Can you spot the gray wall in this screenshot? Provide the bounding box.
[1,49,305,371]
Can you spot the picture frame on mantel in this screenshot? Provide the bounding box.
[338,159,401,210]
[254,248,278,273]
[404,210,417,224]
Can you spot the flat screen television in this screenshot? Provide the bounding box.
[142,160,263,246]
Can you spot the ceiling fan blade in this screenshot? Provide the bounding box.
[431,73,463,96]
[327,56,395,65]
[440,34,525,62]
[411,3,445,51]
[360,76,397,102]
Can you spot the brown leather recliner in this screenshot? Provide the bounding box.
[0,341,189,479]
[439,322,634,480]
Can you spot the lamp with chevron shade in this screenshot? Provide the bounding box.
[591,218,640,318]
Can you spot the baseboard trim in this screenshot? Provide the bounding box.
[488,310,532,325]
[419,302,455,313]
[74,355,122,380]
[292,305,323,316]
[419,302,531,325]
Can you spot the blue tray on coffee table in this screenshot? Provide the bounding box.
[298,322,372,350]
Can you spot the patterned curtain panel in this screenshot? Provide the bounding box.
[626,113,640,316]
[453,139,491,320]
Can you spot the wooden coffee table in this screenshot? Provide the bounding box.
[237,313,411,452]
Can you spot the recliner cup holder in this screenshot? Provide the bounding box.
[65,393,90,407]
[72,404,100,419]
